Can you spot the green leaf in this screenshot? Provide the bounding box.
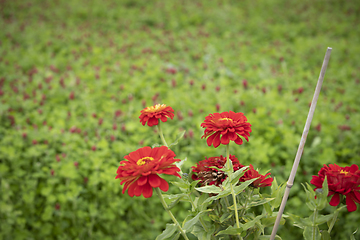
[171,180,190,190]
[233,178,258,195]
[302,183,316,211]
[169,130,186,147]
[183,210,210,231]
[230,166,249,184]
[350,228,358,240]
[271,182,286,208]
[259,235,282,240]
[321,230,331,240]
[175,157,187,170]
[261,215,286,227]
[216,225,243,236]
[242,215,264,230]
[191,223,215,240]
[203,189,232,204]
[195,185,222,194]
[303,226,321,240]
[315,214,334,225]
[247,198,275,209]
[156,224,177,240]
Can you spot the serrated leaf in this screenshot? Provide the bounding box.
[156,224,177,240]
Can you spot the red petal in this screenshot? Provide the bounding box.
[147,117,158,126]
[329,193,340,206]
[159,178,169,192]
[127,183,137,197]
[346,195,357,212]
[220,133,230,145]
[148,174,161,188]
[142,183,153,198]
[137,176,148,186]
[206,132,219,147]
[353,191,360,203]
[133,184,142,197]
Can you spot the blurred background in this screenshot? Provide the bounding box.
[0,0,359,239]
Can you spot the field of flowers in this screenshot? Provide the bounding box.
[1,0,359,239]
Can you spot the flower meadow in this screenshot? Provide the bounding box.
[1,0,360,239]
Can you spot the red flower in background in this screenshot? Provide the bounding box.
[192,155,244,186]
[310,164,360,212]
[139,104,174,127]
[116,146,181,198]
[201,111,252,148]
[240,164,273,188]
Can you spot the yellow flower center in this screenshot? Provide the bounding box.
[143,104,166,113]
[219,117,233,122]
[340,170,350,175]
[137,156,154,166]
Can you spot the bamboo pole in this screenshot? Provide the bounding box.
[270,47,332,240]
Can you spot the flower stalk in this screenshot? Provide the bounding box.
[226,144,242,238]
[157,121,168,147]
[155,188,189,240]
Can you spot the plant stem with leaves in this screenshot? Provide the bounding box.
[155,188,189,240]
[226,144,242,239]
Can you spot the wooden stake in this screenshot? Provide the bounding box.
[270,47,332,240]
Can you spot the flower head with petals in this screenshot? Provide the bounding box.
[310,164,360,212]
[139,104,174,127]
[191,155,244,187]
[201,111,252,148]
[115,146,181,198]
[239,164,273,188]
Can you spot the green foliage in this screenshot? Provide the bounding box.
[1,0,360,239]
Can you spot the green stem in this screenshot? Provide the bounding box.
[239,189,253,218]
[226,144,242,239]
[157,122,168,147]
[328,204,341,234]
[312,209,318,240]
[155,188,189,240]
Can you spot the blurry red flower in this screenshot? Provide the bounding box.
[239,164,273,188]
[116,146,181,198]
[192,155,244,186]
[139,104,174,127]
[201,111,252,148]
[310,164,360,212]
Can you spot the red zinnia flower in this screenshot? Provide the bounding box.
[192,155,244,186]
[310,164,360,212]
[115,146,181,198]
[240,164,273,188]
[139,104,175,127]
[201,111,252,148]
